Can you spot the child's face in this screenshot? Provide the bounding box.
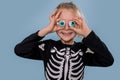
[56,9,77,44]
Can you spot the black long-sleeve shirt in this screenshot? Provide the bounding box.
[14,31,114,80]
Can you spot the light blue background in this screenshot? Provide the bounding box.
[0,0,119,80]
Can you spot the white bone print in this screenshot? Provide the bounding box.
[45,47,84,80]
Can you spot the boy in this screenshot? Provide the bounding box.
[14,2,114,80]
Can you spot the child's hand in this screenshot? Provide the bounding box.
[48,9,63,33]
[38,9,63,37]
[70,17,91,37]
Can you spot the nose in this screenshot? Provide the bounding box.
[64,23,70,30]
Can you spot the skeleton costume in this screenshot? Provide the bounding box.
[14,31,114,80]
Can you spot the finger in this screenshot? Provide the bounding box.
[73,17,82,29]
[78,17,86,25]
[54,26,64,32]
[78,17,88,28]
[55,10,62,19]
[50,9,58,20]
[51,9,58,16]
[50,9,59,21]
[73,19,80,29]
[69,25,77,32]
[74,17,82,24]
[56,18,61,26]
[56,18,61,22]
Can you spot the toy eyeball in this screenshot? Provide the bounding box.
[69,21,76,27]
[57,20,65,27]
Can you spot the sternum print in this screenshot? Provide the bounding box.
[46,46,84,80]
[64,48,71,80]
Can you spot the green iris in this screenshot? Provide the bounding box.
[59,20,65,27]
[69,21,75,27]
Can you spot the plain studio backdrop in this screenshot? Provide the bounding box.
[0,0,119,80]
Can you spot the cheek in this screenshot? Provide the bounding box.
[72,32,77,37]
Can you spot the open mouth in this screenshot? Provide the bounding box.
[61,31,73,36]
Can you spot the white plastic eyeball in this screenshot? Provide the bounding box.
[57,20,65,27]
[69,21,76,27]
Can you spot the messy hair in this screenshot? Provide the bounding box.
[56,2,83,17]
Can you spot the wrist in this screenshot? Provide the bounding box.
[38,27,50,37]
[82,29,92,37]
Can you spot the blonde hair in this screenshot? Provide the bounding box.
[56,2,83,17]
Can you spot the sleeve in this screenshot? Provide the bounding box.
[82,31,114,67]
[14,31,46,60]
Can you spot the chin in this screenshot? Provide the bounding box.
[61,38,74,44]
